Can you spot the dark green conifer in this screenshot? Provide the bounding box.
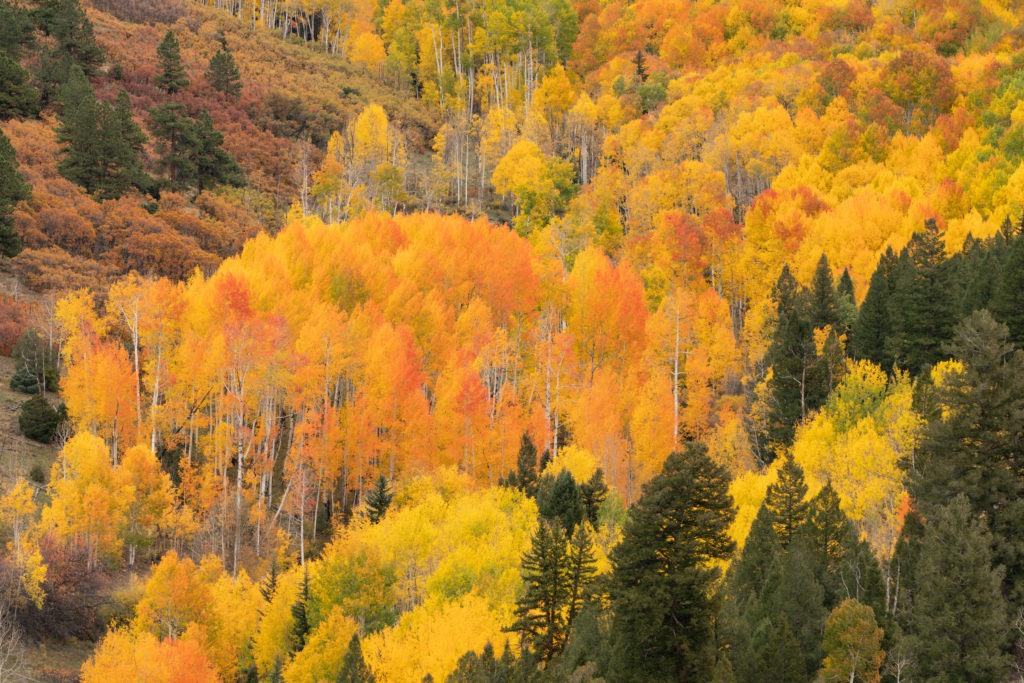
[539,470,584,533]
[366,473,393,524]
[148,102,197,186]
[607,442,735,681]
[909,495,1010,681]
[508,519,570,663]
[156,30,189,94]
[990,229,1024,347]
[763,454,809,548]
[36,0,103,74]
[0,128,29,257]
[887,219,955,374]
[192,111,244,191]
[337,633,375,682]
[19,393,60,443]
[850,255,893,365]
[809,253,841,330]
[291,568,311,651]
[0,51,40,119]
[207,47,241,98]
[578,468,608,526]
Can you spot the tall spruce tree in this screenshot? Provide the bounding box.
[148,102,197,187]
[909,495,1010,681]
[35,0,104,74]
[763,454,809,548]
[809,254,841,330]
[291,568,311,651]
[539,470,584,533]
[906,309,1024,606]
[156,30,189,94]
[579,468,608,526]
[0,51,41,119]
[607,442,735,682]
[207,46,241,98]
[0,128,29,257]
[887,220,955,374]
[337,633,375,682]
[502,433,539,497]
[989,228,1024,347]
[565,522,597,625]
[851,258,892,365]
[763,265,816,456]
[192,110,244,191]
[366,474,393,524]
[508,519,571,663]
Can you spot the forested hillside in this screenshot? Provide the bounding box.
[4,0,1024,680]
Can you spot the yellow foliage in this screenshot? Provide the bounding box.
[283,607,358,683]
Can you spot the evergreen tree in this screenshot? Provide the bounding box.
[19,393,60,443]
[565,523,597,625]
[837,268,855,301]
[607,442,735,682]
[148,102,197,187]
[887,220,955,374]
[836,267,857,336]
[578,468,608,526]
[850,255,893,366]
[725,504,784,604]
[337,633,375,682]
[156,30,189,94]
[207,46,241,98]
[989,228,1024,347]
[507,519,570,663]
[758,545,828,678]
[192,110,244,191]
[763,265,816,456]
[504,433,539,497]
[291,568,311,651]
[0,51,40,119]
[0,127,29,257]
[809,253,841,330]
[910,495,1010,681]
[907,309,1024,605]
[259,561,278,609]
[539,470,584,533]
[801,483,884,612]
[0,1,35,61]
[742,618,805,683]
[35,0,103,74]
[33,47,73,107]
[366,474,393,524]
[762,454,809,548]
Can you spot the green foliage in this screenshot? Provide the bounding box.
[819,599,884,683]
[207,47,241,98]
[500,433,539,498]
[156,30,189,94]
[0,127,29,257]
[909,495,1010,681]
[907,309,1024,605]
[607,442,735,682]
[0,51,41,119]
[762,454,808,548]
[148,103,243,192]
[19,393,60,443]
[292,569,311,651]
[508,519,570,663]
[35,0,103,75]
[538,470,584,533]
[851,249,896,366]
[336,633,375,682]
[366,474,393,524]
[578,468,608,527]
[56,66,151,199]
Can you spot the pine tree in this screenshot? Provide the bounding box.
[850,255,893,366]
[763,454,809,548]
[259,561,278,611]
[607,442,735,682]
[758,545,828,678]
[19,393,60,443]
[148,102,198,187]
[725,504,784,605]
[507,519,570,663]
[503,433,539,497]
[291,568,311,651]
[809,254,841,330]
[0,51,41,119]
[579,468,608,526]
[36,0,104,74]
[0,128,29,258]
[764,265,816,456]
[207,47,241,98]
[837,268,855,301]
[836,267,857,336]
[909,495,1010,681]
[366,474,393,524]
[0,1,35,61]
[907,309,1024,605]
[337,633,375,682]
[887,220,955,374]
[156,30,189,94]
[989,229,1024,347]
[191,110,244,191]
[539,470,584,533]
[565,523,597,625]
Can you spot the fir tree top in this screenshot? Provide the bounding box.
[366,474,393,524]
[156,30,189,94]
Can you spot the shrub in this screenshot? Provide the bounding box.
[19,394,59,443]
